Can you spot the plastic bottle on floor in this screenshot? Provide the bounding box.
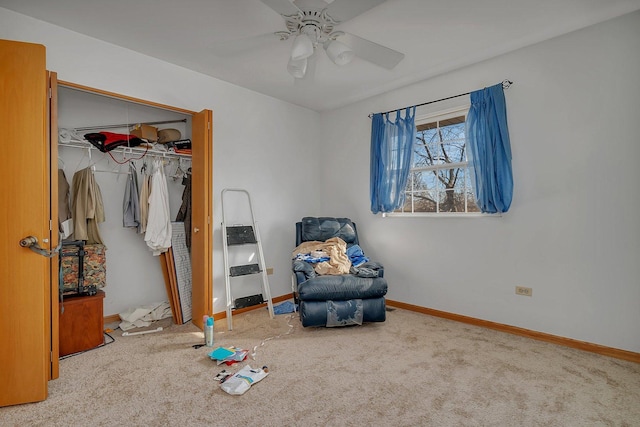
[205,317,214,347]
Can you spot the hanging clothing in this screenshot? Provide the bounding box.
[58,169,72,223]
[144,160,172,255]
[175,170,191,249]
[138,166,151,234]
[71,166,105,244]
[123,162,141,230]
[58,168,73,238]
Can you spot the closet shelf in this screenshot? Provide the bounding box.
[59,139,192,160]
[73,118,187,132]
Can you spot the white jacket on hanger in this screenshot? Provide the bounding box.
[144,160,172,255]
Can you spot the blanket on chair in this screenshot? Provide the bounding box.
[292,237,351,275]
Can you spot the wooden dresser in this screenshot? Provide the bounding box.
[59,291,105,356]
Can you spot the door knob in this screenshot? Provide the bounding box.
[19,234,62,258]
[194,227,200,233]
[19,236,38,248]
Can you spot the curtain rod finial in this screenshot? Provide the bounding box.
[502,79,513,89]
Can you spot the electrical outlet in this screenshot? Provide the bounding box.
[266,267,274,275]
[515,286,532,297]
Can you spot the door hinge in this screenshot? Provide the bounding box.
[50,219,53,231]
[208,216,211,224]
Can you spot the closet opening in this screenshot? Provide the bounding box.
[56,83,212,334]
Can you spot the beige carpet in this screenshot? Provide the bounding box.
[2,305,639,426]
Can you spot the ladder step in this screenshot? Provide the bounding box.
[234,294,264,309]
[229,264,261,277]
[226,226,257,245]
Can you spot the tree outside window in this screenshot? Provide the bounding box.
[397,109,479,214]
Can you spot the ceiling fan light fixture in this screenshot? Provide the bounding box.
[290,34,314,61]
[325,40,354,66]
[287,57,307,79]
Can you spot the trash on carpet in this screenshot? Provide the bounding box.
[209,346,249,365]
[121,326,163,337]
[219,365,269,396]
[270,300,297,315]
[118,301,172,331]
[214,369,232,383]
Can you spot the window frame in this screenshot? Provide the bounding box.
[384,104,492,218]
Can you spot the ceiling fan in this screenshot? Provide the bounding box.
[222,0,405,80]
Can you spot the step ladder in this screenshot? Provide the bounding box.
[221,188,274,330]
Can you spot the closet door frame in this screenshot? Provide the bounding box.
[55,80,213,329]
[49,72,59,380]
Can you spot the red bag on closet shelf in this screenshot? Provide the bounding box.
[84,131,144,153]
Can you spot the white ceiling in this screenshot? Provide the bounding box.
[2,0,639,111]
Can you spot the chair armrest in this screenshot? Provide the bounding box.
[358,261,384,278]
[292,260,316,283]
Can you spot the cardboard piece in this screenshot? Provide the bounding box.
[130,123,158,142]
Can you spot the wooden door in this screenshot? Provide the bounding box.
[191,110,213,329]
[0,40,51,406]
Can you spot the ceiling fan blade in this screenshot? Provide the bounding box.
[260,0,302,16]
[340,32,404,70]
[294,52,317,87]
[325,0,386,23]
[211,32,278,57]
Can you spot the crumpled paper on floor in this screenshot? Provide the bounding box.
[119,301,172,331]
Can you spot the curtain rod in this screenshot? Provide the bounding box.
[368,79,513,119]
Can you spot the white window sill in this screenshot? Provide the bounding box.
[382,212,503,218]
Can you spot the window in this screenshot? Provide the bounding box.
[395,107,479,215]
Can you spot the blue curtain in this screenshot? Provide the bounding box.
[466,83,513,213]
[370,107,416,214]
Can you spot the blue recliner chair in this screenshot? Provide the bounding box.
[292,217,388,327]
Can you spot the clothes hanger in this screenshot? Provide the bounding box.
[71,146,92,173]
[79,146,130,175]
[171,158,186,181]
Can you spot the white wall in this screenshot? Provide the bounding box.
[0,8,322,317]
[319,11,640,353]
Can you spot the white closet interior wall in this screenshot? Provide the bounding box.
[57,86,192,317]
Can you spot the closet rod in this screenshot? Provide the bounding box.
[368,79,513,118]
[73,118,188,132]
[59,140,193,160]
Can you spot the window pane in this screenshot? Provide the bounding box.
[398,192,413,212]
[418,170,438,191]
[437,167,456,188]
[465,171,480,212]
[429,133,445,166]
[406,171,416,190]
[438,167,468,212]
[413,191,436,212]
[441,140,465,163]
[412,138,428,168]
[439,189,457,212]
[439,118,465,142]
[414,129,440,167]
[467,195,480,212]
